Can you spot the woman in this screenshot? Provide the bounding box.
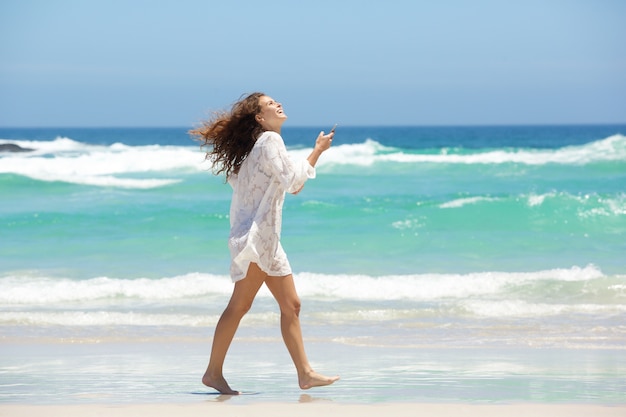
[190,92,339,395]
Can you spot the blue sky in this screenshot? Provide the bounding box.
[1,0,624,127]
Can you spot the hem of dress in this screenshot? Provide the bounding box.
[230,260,292,283]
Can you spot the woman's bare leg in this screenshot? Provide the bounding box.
[202,263,267,394]
[265,274,339,390]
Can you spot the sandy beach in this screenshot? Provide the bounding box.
[2,402,625,417]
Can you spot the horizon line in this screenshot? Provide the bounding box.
[1,122,626,130]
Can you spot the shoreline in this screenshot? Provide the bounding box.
[2,338,625,405]
[2,403,625,417]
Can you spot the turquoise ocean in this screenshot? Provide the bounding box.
[1,125,625,404]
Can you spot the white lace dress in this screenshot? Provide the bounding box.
[227,131,316,282]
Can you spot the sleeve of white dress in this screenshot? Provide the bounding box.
[262,132,315,193]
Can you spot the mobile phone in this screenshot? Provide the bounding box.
[330,123,337,133]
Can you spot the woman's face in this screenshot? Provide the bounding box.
[256,95,287,132]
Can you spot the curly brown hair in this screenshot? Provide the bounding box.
[190,92,266,178]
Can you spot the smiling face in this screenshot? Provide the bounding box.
[255,95,287,133]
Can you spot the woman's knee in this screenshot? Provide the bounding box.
[280,296,301,317]
[225,299,253,317]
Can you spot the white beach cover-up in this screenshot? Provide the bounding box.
[227,131,315,282]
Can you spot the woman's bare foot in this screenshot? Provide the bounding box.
[202,373,240,395]
[299,370,340,390]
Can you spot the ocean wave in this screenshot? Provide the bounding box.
[0,272,233,304]
[2,303,622,328]
[0,137,203,188]
[439,196,501,209]
[1,266,623,328]
[318,134,626,166]
[1,134,624,188]
[0,311,216,327]
[435,191,626,219]
[311,302,626,324]
[459,300,626,318]
[0,265,616,305]
[0,311,281,327]
[522,191,626,218]
[295,265,612,301]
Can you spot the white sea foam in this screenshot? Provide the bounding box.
[302,139,393,166]
[434,191,626,220]
[1,135,624,187]
[0,265,607,305]
[0,311,281,327]
[523,191,626,220]
[439,196,500,208]
[0,311,216,326]
[0,137,204,188]
[460,300,626,318]
[0,272,233,304]
[295,265,606,301]
[528,193,549,206]
[318,134,626,166]
[1,266,621,328]
[391,218,422,230]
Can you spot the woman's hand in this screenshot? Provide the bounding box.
[315,130,334,153]
[307,130,334,167]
